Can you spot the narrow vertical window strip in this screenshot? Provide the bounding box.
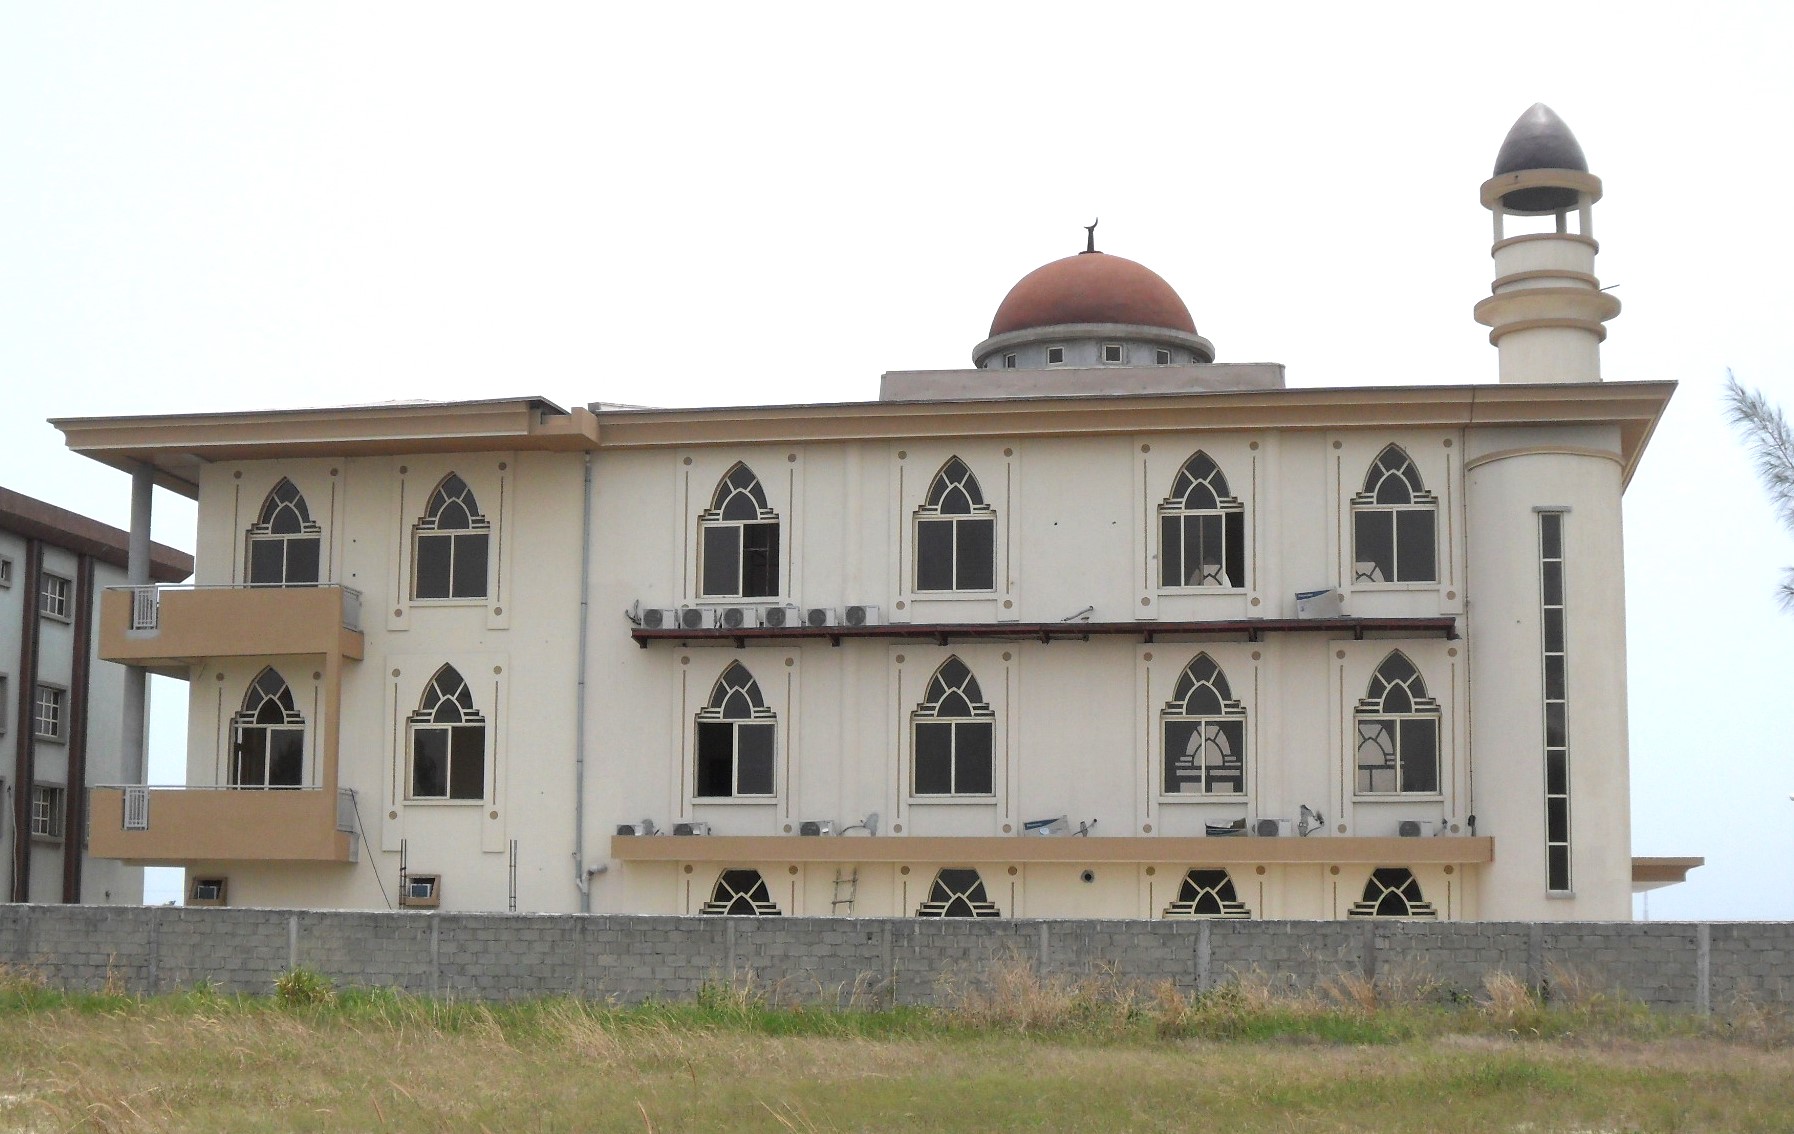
[1539,511,1571,893]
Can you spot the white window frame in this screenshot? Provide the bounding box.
[405,664,489,803]
[1349,444,1439,586]
[1155,348,1172,366]
[912,457,998,595]
[1045,345,1066,365]
[1157,652,1248,800]
[39,573,72,621]
[0,556,12,587]
[30,782,65,840]
[33,684,65,743]
[1102,343,1126,364]
[910,656,997,799]
[692,660,778,800]
[1352,651,1443,799]
[410,473,492,602]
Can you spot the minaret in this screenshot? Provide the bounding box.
[1473,104,1619,384]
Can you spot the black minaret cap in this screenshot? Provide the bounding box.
[1492,103,1589,212]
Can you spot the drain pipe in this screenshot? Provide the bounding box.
[573,451,595,912]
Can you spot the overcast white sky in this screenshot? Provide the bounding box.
[2,4,1790,917]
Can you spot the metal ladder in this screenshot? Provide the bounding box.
[830,868,858,914]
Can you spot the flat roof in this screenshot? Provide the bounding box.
[54,381,1675,498]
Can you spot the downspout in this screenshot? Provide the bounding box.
[573,451,594,911]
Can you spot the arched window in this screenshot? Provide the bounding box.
[245,478,321,586]
[1355,652,1440,795]
[1348,867,1437,918]
[231,667,304,788]
[413,474,490,600]
[1162,869,1251,919]
[1351,445,1437,583]
[408,665,487,800]
[915,868,1001,917]
[1159,452,1245,588]
[699,869,782,915]
[914,457,995,592]
[699,464,780,599]
[694,661,776,797]
[1161,653,1245,795]
[912,656,995,796]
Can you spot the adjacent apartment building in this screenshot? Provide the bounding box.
[54,105,1697,920]
[1,487,191,905]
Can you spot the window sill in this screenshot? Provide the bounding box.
[32,735,66,746]
[30,836,64,846]
[1155,587,1248,596]
[1157,794,1249,804]
[1351,794,1445,804]
[407,597,489,607]
[1347,582,1441,592]
[1545,890,1577,900]
[906,795,997,806]
[38,612,73,625]
[690,796,779,806]
[403,798,488,807]
[907,591,999,602]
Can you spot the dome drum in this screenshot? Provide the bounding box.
[973,323,1216,371]
[1481,168,1603,217]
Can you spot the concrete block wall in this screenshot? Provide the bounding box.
[1,905,1789,1011]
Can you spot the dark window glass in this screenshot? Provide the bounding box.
[913,722,954,794]
[451,533,489,598]
[1544,702,1566,747]
[954,722,994,794]
[249,540,285,585]
[1159,515,1182,588]
[1543,607,1565,653]
[286,537,321,584]
[915,521,955,591]
[1547,846,1570,892]
[1354,511,1394,581]
[269,730,304,787]
[1542,561,1564,606]
[1544,654,1566,701]
[1223,509,1246,587]
[1395,511,1436,582]
[1547,797,1570,843]
[1540,513,1562,559]
[958,518,996,590]
[741,523,779,598]
[736,724,775,795]
[415,535,453,598]
[1546,749,1568,795]
[695,722,736,797]
[412,730,448,798]
[234,732,268,788]
[1398,718,1439,793]
[1163,719,1201,793]
[701,526,742,597]
[450,727,485,799]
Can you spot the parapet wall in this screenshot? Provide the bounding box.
[2,906,1789,1011]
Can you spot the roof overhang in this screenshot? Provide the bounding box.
[1631,856,1703,893]
[589,380,1675,487]
[53,396,600,500]
[0,487,191,581]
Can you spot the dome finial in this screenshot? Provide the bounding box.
[1083,218,1099,255]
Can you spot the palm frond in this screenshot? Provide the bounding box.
[1722,370,1794,532]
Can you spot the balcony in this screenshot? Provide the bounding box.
[87,786,360,865]
[100,584,364,675]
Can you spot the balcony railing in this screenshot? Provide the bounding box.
[121,582,363,633]
[100,584,365,669]
[88,784,361,864]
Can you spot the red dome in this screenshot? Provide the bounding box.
[989,252,1196,338]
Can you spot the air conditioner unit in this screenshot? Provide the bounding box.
[676,606,708,631]
[1253,818,1293,837]
[1023,816,1071,837]
[798,820,834,837]
[1294,589,1343,619]
[802,607,835,628]
[401,875,441,909]
[1205,818,1246,837]
[715,606,759,630]
[187,877,227,907]
[672,822,711,836]
[639,607,681,630]
[1397,820,1437,838]
[759,604,799,628]
[841,604,882,628]
[615,820,658,836]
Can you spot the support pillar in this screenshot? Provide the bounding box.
[121,465,153,784]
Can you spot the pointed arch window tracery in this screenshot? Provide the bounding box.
[1160,653,1246,795]
[911,656,995,796]
[699,463,780,599]
[700,869,782,915]
[1348,867,1437,918]
[694,661,776,797]
[914,457,996,592]
[231,667,305,788]
[245,478,321,586]
[413,474,490,600]
[1159,452,1245,588]
[1355,651,1441,795]
[915,868,1001,917]
[407,665,488,800]
[1351,444,1437,583]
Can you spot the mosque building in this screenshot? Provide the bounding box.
[54,105,1697,919]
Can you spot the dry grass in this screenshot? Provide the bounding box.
[1,960,1791,1132]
